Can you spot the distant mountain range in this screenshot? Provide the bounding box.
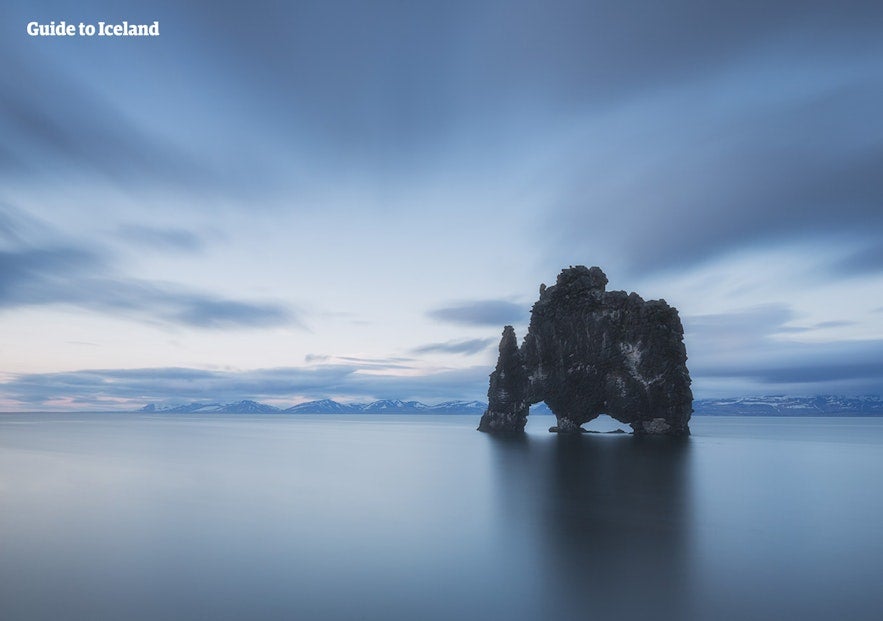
[285,399,490,414]
[139,395,883,415]
[139,399,492,414]
[692,395,883,416]
[140,400,282,414]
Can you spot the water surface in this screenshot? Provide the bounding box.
[1,414,881,620]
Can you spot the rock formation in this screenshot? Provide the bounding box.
[478,266,693,435]
[477,326,530,432]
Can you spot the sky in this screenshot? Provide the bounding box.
[1,0,882,410]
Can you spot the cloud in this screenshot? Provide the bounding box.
[113,1,882,162]
[304,354,330,363]
[0,246,99,298]
[702,356,883,385]
[684,304,795,346]
[0,363,491,410]
[0,6,286,201]
[167,295,291,329]
[830,242,883,277]
[0,207,297,330]
[813,320,857,329]
[428,300,526,326]
[411,338,495,355]
[0,49,212,191]
[512,2,883,279]
[302,355,416,370]
[684,305,883,395]
[335,355,415,365]
[549,83,883,276]
[5,1,881,251]
[116,225,204,253]
[17,0,878,185]
[0,255,293,329]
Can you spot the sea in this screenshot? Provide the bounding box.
[1,413,881,621]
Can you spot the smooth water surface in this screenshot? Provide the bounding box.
[1,414,881,620]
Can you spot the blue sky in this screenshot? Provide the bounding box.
[1,1,882,410]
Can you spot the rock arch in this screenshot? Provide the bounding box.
[478,266,693,435]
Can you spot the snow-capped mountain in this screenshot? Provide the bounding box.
[693,395,883,416]
[216,400,281,413]
[284,399,358,413]
[142,399,489,414]
[140,400,280,414]
[360,399,429,412]
[427,400,487,412]
[140,402,224,413]
[286,399,485,413]
[139,395,883,416]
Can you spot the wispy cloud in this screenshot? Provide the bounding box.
[701,355,883,385]
[685,305,883,395]
[0,53,210,190]
[411,338,495,355]
[301,355,416,370]
[116,225,204,253]
[545,48,883,277]
[427,300,525,327]
[0,206,298,330]
[813,320,858,329]
[829,242,883,277]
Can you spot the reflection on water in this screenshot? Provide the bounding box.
[489,433,691,620]
[1,414,882,621]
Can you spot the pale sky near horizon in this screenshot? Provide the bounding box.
[1,0,882,410]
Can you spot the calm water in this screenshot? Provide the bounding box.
[1,413,881,621]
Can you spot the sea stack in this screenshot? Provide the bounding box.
[477,326,530,432]
[478,266,693,435]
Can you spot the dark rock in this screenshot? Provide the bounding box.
[478,326,531,432]
[479,266,693,436]
[548,423,589,433]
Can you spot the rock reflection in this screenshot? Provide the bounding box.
[489,433,692,621]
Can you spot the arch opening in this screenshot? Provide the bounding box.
[582,413,631,434]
